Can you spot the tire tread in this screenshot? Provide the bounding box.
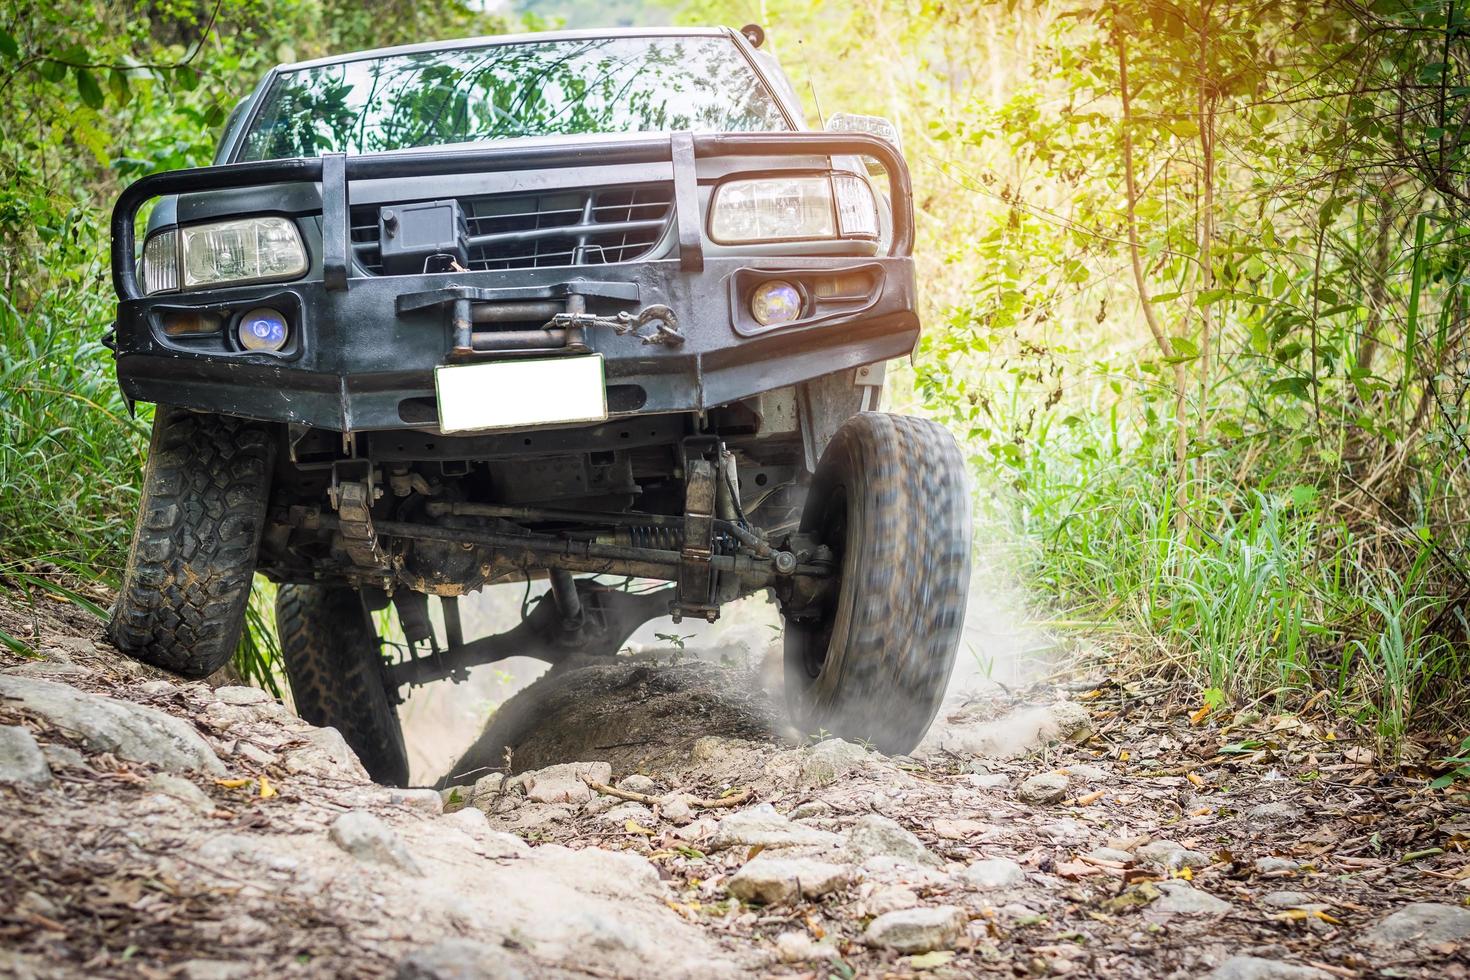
[276,584,409,786]
[108,407,274,678]
[786,412,972,753]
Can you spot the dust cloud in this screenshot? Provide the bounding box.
[398,583,784,784]
[948,536,1065,697]
[400,533,1061,784]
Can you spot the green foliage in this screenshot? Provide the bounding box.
[689,0,1470,747]
[515,0,677,29]
[0,0,514,681]
[1430,735,1470,789]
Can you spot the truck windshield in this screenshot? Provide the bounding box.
[237,35,790,161]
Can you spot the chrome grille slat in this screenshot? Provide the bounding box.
[351,182,673,275]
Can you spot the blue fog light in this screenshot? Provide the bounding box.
[750,280,803,326]
[237,308,289,352]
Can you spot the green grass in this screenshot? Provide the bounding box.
[976,378,1470,751]
[0,243,284,691]
[0,281,148,576]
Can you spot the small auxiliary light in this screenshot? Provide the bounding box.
[237,307,289,352]
[750,280,802,326]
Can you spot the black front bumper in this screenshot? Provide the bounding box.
[110,133,919,432]
[114,255,917,431]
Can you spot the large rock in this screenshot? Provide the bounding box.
[1364,902,1470,951]
[799,739,868,788]
[1259,890,1315,910]
[0,676,223,774]
[773,931,839,964]
[1017,771,1069,804]
[956,857,1025,890]
[282,727,369,781]
[0,725,52,788]
[862,906,966,954]
[709,804,842,852]
[1137,840,1210,870]
[1253,856,1299,874]
[1245,801,1304,824]
[726,856,852,905]
[617,773,657,795]
[329,811,423,876]
[862,883,920,916]
[442,659,779,779]
[1151,881,1230,915]
[1207,956,1332,980]
[519,761,613,805]
[843,814,941,868]
[1086,847,1134,864]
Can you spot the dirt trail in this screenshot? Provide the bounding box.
[1,593,1468,979]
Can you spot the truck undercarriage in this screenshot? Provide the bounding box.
[263,387,860,696]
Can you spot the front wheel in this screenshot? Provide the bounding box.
[276,584,410,787]
[108,407,275,677]
[783,412,971,755]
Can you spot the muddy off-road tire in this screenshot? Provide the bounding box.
[783,412,971,755]
[276,584,409,787]
[108,407,274,677]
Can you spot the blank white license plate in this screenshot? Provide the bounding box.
[434,355,608,433]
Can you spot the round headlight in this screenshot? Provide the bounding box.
[237,308,289,352]
[750,280,803,326]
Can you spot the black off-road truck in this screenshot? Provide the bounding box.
[105,26,971,785]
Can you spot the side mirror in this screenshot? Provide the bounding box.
[824,112,902,154]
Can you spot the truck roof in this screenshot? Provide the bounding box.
[278,26,742,74]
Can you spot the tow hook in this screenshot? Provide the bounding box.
[548,304,685,346]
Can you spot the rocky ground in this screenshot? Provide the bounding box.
[3,592,1470,979]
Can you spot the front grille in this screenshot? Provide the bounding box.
[351,183,673,274]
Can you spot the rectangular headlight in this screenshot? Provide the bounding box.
[181,216,308,289]
[710,176,835,244]
[709,175,879,245]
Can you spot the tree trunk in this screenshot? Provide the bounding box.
[1117,24,1191,542]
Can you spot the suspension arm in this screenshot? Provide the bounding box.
[309,513,830,589]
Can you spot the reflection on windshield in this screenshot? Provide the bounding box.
[238,36,789,160]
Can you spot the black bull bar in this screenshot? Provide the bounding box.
[110,132,915,302]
